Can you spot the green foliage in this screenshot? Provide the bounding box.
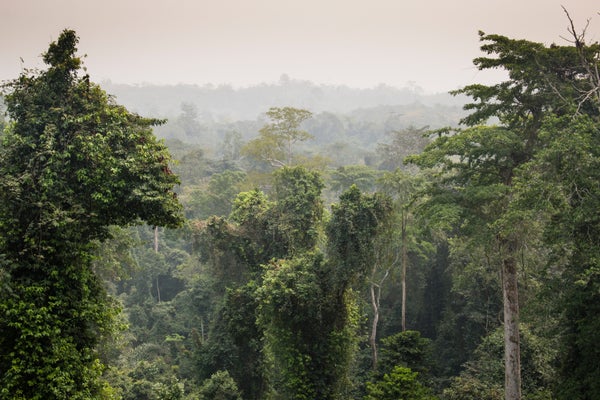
[7,21,597,400]
[404,25,600,399]
[0,29,182,398]
[270,166,325,254]
[327,185,393,287]
[442,326,556,400]
[377,125,431,171]
[193,167,331,399]
[242,106,313,167]
[328,164,381,194]
[454,30,600,127]
[183,169,247,220]
[257,253,360,400]
[229,188,272,225]
[197,370,242,400]
[378,331,432,378]
[518,114,600,399]
[365,366,436,400]
[195,284,266,400]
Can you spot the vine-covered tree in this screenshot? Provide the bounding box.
[0,30,182,399]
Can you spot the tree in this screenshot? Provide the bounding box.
[521,114,600,399]
[410,124,535,400]
[242,107,313,167]
[326,186,393,373]
[377,331,432,380]
[510,14,600,398]
[0,97,6,137]
[327,186,393,290]
[193,167,327,399]
[328,164,381,195]
[219,130,243,162]
[257,253,360,400]
[443,326,555,400]
[408,23,600,399]
[183,169,246,220]
[197,370,242,400]
[365,366,436,400]
[377,125,430,171]
[0,30,182,399]
[270,166,324,255]
[377,170,430,333]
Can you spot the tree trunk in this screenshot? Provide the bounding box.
[154,226,161,303]
[401,211,407,332]
[369,282,380,371]
[154,226,159,253]
[502,247,521,400]
[369,265,389,371]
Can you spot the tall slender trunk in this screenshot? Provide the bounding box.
[401,211,407,332]
[369,265,389,371]
[369,282,380,371]
[502,242,521,400]
[154,226,159,253]
[154,226,161,303]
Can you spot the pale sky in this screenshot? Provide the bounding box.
[1,0,598,93]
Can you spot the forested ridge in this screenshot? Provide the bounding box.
[1,13,599,400]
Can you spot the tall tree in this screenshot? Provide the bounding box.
[327,186,393,373]
[0,30,182,399]
[377,170,429,334]
[409,124,529,400]
[242,107,313,167]
[270,166,324,255]
[408,24,600,398]
[257,253,359,400]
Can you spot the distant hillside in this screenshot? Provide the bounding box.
[102,77,468,121]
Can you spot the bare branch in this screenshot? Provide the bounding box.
[561,6,590,47]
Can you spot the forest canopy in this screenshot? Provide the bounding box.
[1,12,600,400]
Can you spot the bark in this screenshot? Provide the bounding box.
[502,247,521,400]
[401,211,407,332]
[369,282,380,371]
[154,226,161,303]
[369,265,389,371]
[154,226,159,252]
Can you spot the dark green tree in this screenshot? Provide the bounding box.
[197,370,242,400]
[442,326,555,400]
[269,166,324,255]
[365,366,436,400]
[257,253,360,400]
[327,185,393,290]
[193,167,326,399]
[0,30,182,399]
[409,22,600,399]
[378,330,432,380]
[522,114,600,399]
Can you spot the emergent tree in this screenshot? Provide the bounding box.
[0,30,182,399]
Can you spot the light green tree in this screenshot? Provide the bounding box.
[242,107,313,167]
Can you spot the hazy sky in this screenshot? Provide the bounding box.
[1,0,598,93]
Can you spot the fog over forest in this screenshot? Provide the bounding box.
[2,3,600,399]
[103,76,468,121]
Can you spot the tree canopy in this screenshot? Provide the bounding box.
[0,29,182,399]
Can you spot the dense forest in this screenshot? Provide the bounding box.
[1,13,599,400]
